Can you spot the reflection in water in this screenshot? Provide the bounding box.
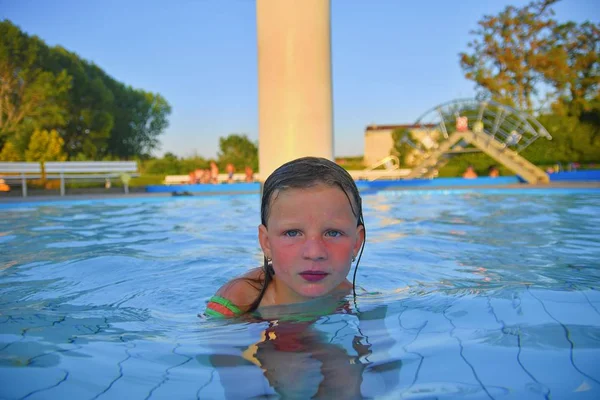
[210,304,401,399]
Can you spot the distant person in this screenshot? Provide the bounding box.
[210,161,219,184]
[488,165,500,178]
[462,165,478,179]
[546,167,555,174]
[200,169,211,184]
[0,179,10,193]
[226,163,235,183]
[195,169,204,184]
[189,171,198,184]
[244,166,254,182]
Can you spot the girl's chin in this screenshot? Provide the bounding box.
[274,277,351,303]
[295,284,351,300]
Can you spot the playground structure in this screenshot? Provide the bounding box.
[399,99,552,184]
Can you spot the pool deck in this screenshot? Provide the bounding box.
[0,181,599,204]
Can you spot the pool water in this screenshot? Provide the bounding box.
[1,189,599,399]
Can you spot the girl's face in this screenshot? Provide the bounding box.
[258,184,364,304]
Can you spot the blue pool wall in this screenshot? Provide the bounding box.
[547,169,600,181]
[144,169,600,194]
[145,182,260,194]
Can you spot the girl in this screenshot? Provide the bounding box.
[205,156,366,318]
[204,167,399,398]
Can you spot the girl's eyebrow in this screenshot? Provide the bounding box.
[275,220,354,229]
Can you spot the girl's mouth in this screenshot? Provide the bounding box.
[299,271,328,282]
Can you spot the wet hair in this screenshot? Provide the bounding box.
[246,156,366,313]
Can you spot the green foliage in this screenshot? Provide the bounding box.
[391,128,414,166]
[136,133,259,178]
[178,156,210,174]
[0,20,171,161]
[522,113,600,164]
[141,155,208,175]
[438,153,501,177]
[163,152,178,161]
[25,129,67,162]
[0,21,72,144]
[540,21,599,115]
[0,141,21,161]
[107,89,172,158]
[335,156,365,170]
[459,0,558,110]
[217,134,258,171]
[48,47,116,159]
[460,1,599,114]
[129,174,165,187]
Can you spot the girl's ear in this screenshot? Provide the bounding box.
[258,224,271,258]
[353,225,365,257]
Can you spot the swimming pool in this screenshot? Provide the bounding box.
[1,189,599,399]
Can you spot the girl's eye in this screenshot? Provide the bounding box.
[325,230,342,238]
[284,230,301,237]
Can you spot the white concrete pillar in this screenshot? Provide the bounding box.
[256,0,334,180]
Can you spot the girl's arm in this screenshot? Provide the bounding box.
[204,268,264,318]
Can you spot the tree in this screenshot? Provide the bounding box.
[522,113,600,164]
[0,21,71,144]
[0,140,21,161]
[0,20,172,160]
[538,21,600,115]
[391,127,414,166]
[134,92,171,157]
[217,134,258,171]
[25,129,67,162]
[108,88,171,158]
[47,48,115,159]
[459,1,558,110]
[163,152,178,161]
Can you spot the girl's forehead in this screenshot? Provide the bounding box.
[269,183,346,203]
[266,183,359,218]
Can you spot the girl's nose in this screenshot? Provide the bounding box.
[302,237,327,260]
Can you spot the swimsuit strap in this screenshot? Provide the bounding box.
[205,295,243,318]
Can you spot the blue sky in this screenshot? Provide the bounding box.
[1,0,597,158]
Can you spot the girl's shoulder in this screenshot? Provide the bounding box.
[205,268,264,318]
[218,268,264,302]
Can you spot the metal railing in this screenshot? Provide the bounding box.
[360,155,402,181]
[365,155,400,172]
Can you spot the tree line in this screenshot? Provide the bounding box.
[0,20,171,162]
[141,134,258,176]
